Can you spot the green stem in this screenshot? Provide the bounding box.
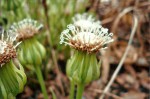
[76,84,85,99]
[34,66,48,99]
[70,81,75,99]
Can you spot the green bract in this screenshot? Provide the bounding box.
[18,38,46,66]
[0,60,26,99]
[66,50,100,84]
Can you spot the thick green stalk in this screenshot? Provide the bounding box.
[70,81,75,99]
[76,84,85,99]
[34,65,48,99]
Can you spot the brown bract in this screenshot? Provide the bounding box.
[69,38,102,53]
[60,24,113,53]
[16,26,38,41]
[0,43,16,66]
[8,19,43,41]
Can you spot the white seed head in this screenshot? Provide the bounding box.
[0,29,18,67]
[8,19,43,41]
[72,13,101,29]
[60,24,113,53]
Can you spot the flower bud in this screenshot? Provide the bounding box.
[7,19,46,67]
[60,17,113,85]
[0,29,26,98]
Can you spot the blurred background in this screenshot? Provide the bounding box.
[0,0,149,99]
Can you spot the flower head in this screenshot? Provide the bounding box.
[8,19,43,41]
[0,29,18,67]
[72,13,101,29]
[60,24,113,53]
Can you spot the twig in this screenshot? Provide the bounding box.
[99,10,138,99]
[42,0,60,72]
[42,0,52,44]
[112,7,134,33]
[89,88,123,99]
[101,17,114,25]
